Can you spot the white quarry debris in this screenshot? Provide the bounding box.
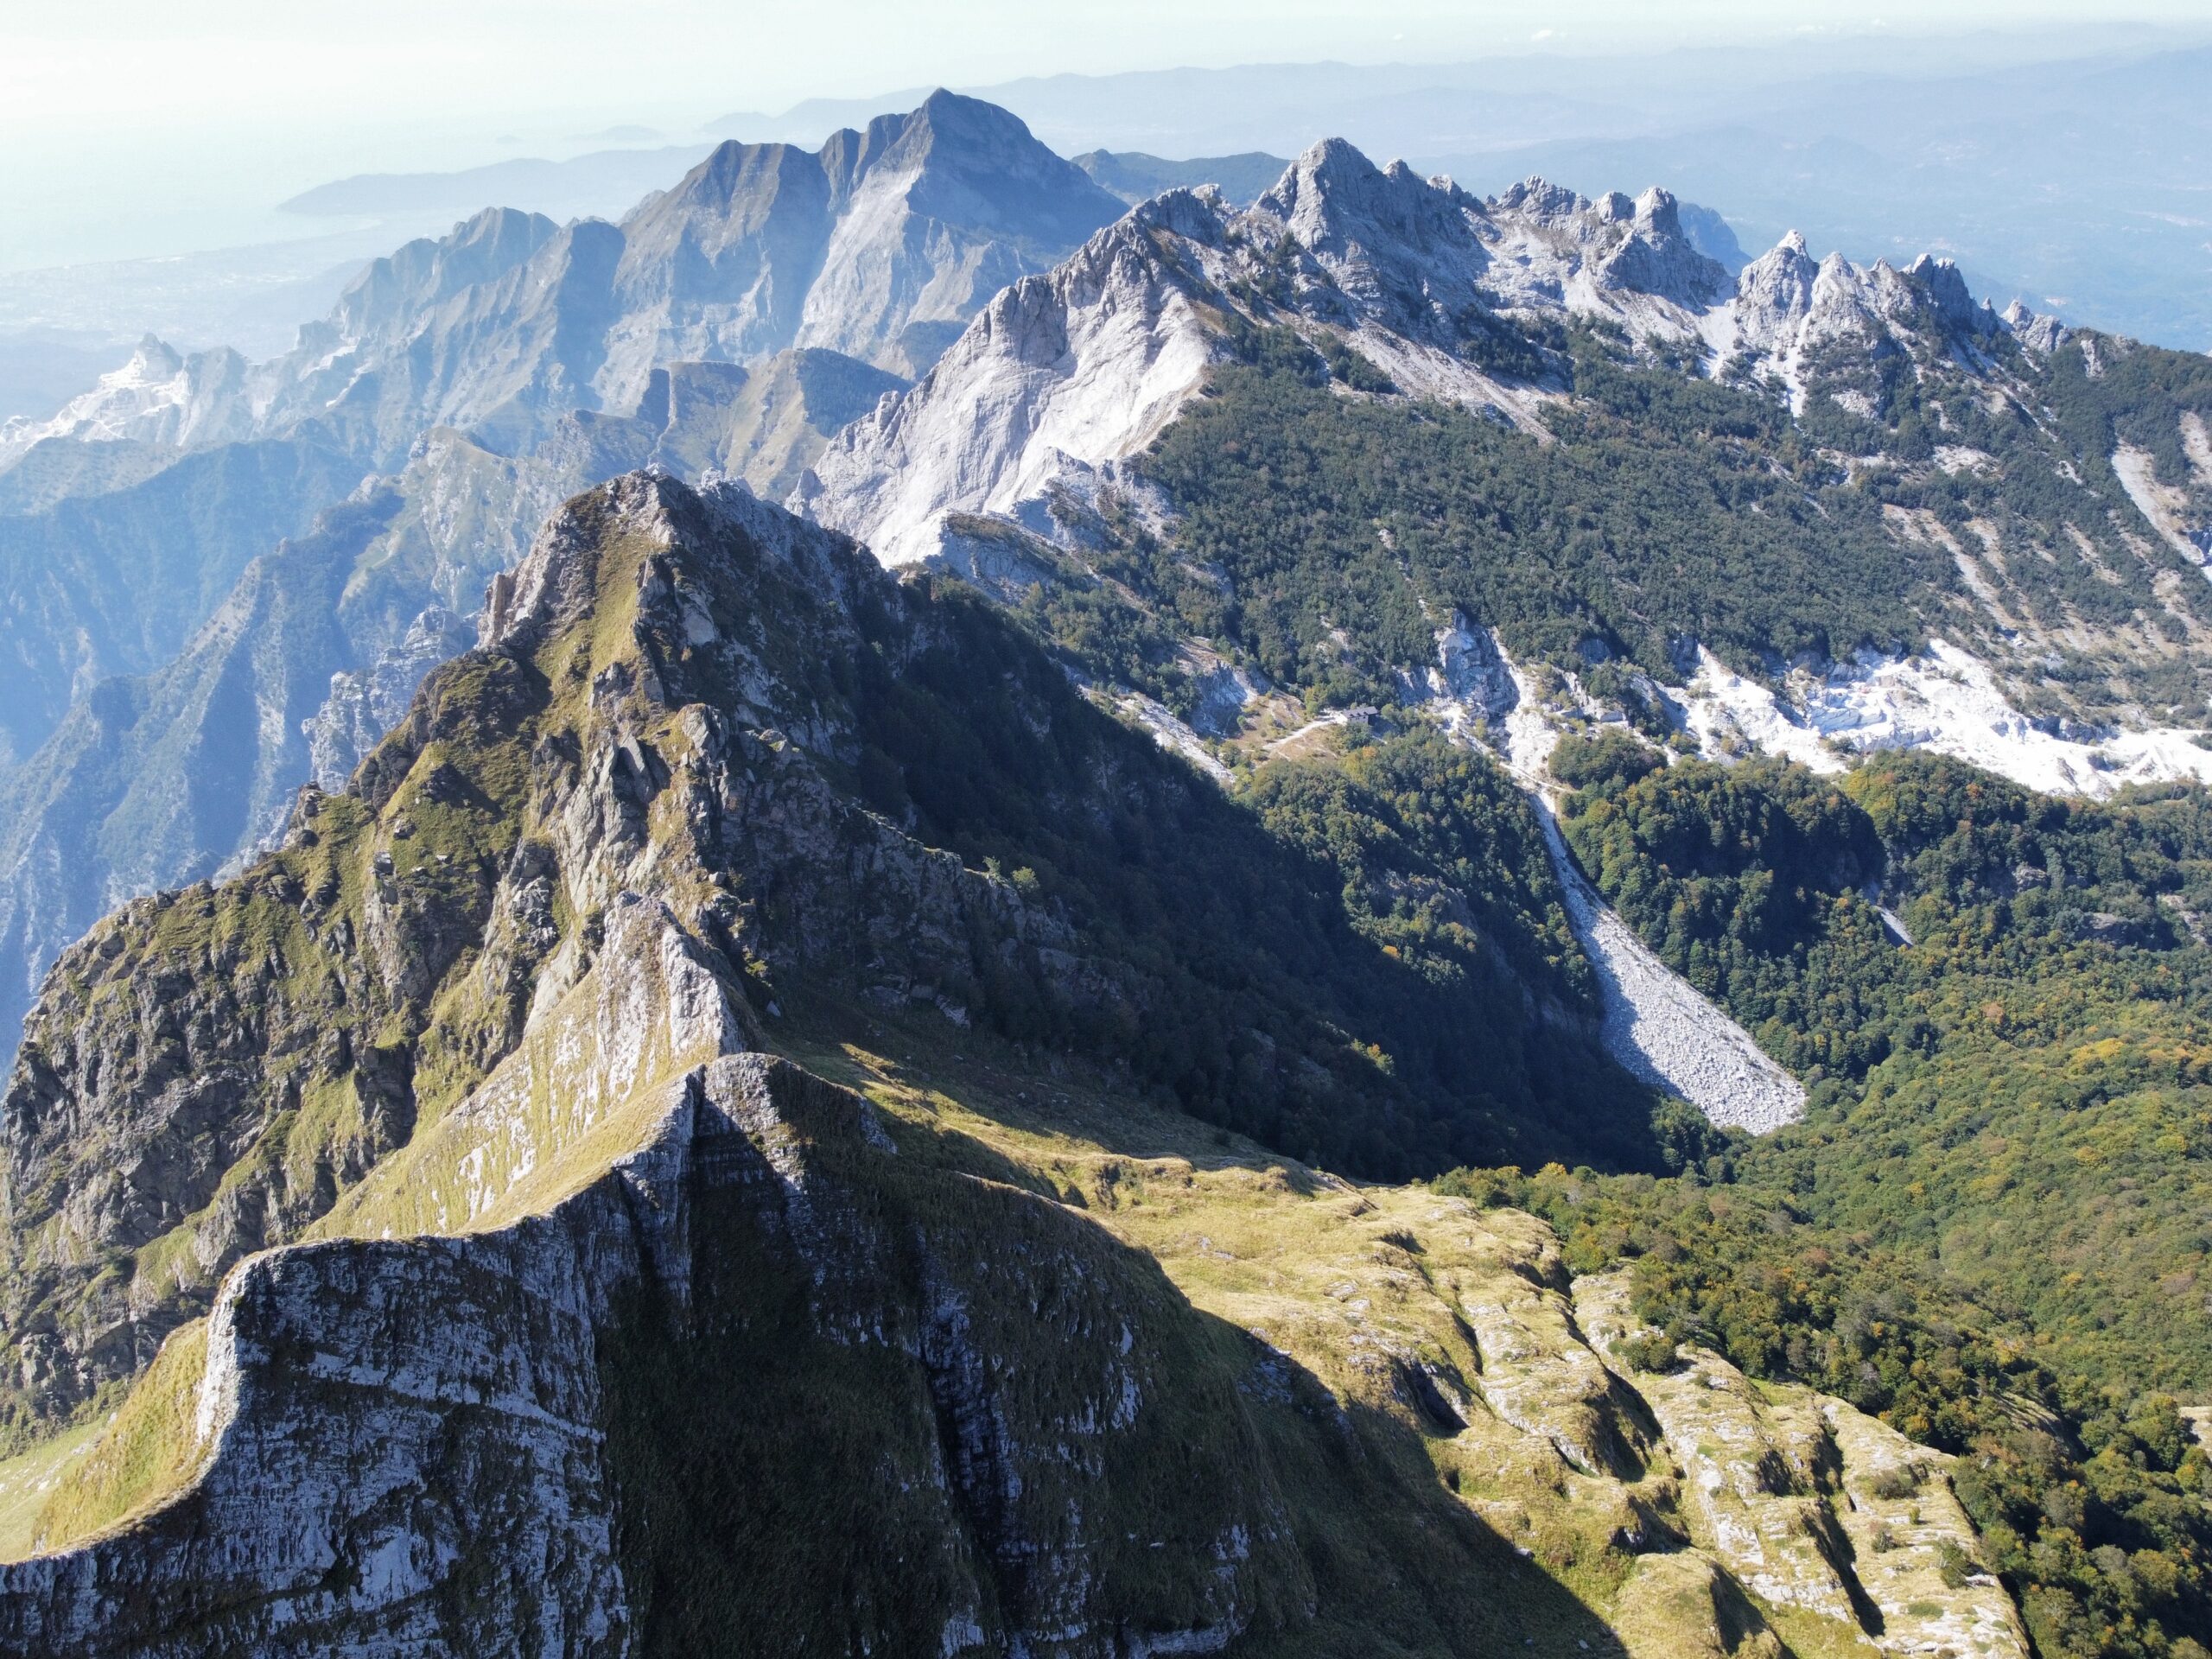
[1536,798,1807,1135]
[1111,690,1232,785]
[2186,412,2212,485]
[1680,645,1845,775]
[1680,638,2212,799]
[0,335,252,466]
[1422,618,1804,1134]
[2113,441,2212,569]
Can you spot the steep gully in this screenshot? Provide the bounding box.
[1437,627,1807,1134]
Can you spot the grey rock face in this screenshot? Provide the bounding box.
[609,91,1122,395]
[0,96,1121,1064]
[22,92,1120,481]
[0,474,1124,1421]
[0,1052,1298,1657]
[302,603,474,791]
[799,147,1738,563]
[0,1062,697,1656]
[1724,229,2004,409]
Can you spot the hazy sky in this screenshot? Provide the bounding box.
[2,0,2207,276]
[8,1,2210,133]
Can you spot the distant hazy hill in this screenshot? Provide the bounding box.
[1071,149,1289,206]
[277,143,715,226]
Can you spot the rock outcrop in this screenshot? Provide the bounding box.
[0,472,1090,1418]
[0,1054,1300,1658]
[5,469,1629,1431]
[798,149,1740,564]
[0,1046,2031,1658]
[1716,231,2003,414]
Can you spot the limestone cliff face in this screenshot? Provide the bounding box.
[796,147,1739,563]
[0,1043,2031,1659]
[1,1040,1199,1654]
[0,472,1128,1426]
[0,1054,1301,1658]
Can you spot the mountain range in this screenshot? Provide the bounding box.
[0,79,2209,1659]
[0,93,1123,1072]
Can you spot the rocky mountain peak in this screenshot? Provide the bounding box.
[1633,186,1681,232]
[2002,296,2073,353]
[1257,137,1486,290]
[1491,175,1588,223]
[804,139,1765,565]
[1733,232,1823,341]
[1587,185,1732,308]
[886,86,1045,158]
[853,87,1122,252]
[1904,251,1999,336]
[331,206,561,346]
[127,334,185,378]
[1721,226,2019,408]
[1474,175,1731,309]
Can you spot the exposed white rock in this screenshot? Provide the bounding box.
[2113,441,2212,569]
[1537,797,1807,1134]
[2186,412,2212,485]
[1680,638,2212,799]
[1707,232,2001,412]
[795,198,1222,565]
[1110,691,1232,785]
[1679,646,1844,775]
[1820,1396,2032,1658]
[2001,297,2073,356]
[1428,630,1804,1134]
[800,148,1734,564]
[332,892,748,1237]
[0,336,253,467]
[1573,1271,2029,1647]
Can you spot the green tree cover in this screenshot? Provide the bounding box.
[1553,742,2212,1387]
[993,343,2212,1367]
[1128,348,1930,704]
[1440,1159,2212,1659]
[1044,322,2212,726]
[1508,742,2212,1656]
[1771,321,2212,713]
[845,583,1700,1180]
[982,329,2212,1653]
